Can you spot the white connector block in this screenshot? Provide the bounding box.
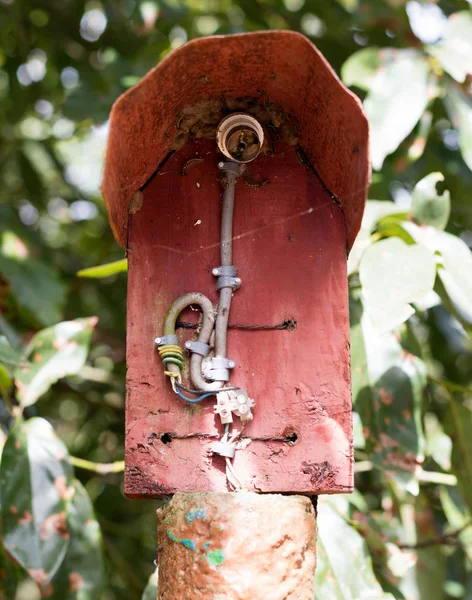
[214,389,255,424]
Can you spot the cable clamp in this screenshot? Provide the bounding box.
[211,441,236,459]
[213,265,237,277]
[184,340,211,357]
[204,356,235,382]
[212,266,241,291]
[216,276,241,291]
[218,161,245,176]
[154,334,179,347]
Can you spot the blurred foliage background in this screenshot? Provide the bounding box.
[1,0,472,598]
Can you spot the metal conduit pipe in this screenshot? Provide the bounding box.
[215,167,238,360]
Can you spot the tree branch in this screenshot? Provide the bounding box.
[398,521,472,549]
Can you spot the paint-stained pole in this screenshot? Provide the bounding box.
[157,493,317,599]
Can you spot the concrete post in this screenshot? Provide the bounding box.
[157,492,317,600]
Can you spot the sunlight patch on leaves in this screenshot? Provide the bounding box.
[427,11,472,84]
[348,201,406,276]
[359,238,436,333]
[343,49,431,170]
[316,496,396,600]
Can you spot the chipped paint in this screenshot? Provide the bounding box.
[167,529,196,551]
[185,507,206,523]
[206,549,224,565]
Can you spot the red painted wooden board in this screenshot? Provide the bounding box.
[125,139,353,497]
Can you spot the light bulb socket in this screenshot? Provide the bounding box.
[216,113,264,163]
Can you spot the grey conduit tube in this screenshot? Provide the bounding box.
[215,168,237,359]
[163,292,225,392]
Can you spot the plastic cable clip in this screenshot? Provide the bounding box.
[204,357,235,382]
[184,340,211,357]
[211,441,236,459]
[154,334,179,347]
[212,265,241,291]
[218,161,245,176]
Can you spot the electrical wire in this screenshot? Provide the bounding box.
[175,388,217,404]
[175,382,240,395]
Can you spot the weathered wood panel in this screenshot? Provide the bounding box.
[125,139,352,497]
[102,31,369,251]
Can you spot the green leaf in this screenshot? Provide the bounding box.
[397,224,472,322]
[398,224,472,324]
[142,568,158,600]
[364,50,431,170]
[440,487,472,564]
[352,299,426,492]
[348,201,407,275]
[14,317,97,407]
[443,84,472,171]
[16,150,46,207]
[63,83,114,123]
[424,413,451,472]
[443,399,472,515]
[0,541,22,599]
[0,418,74,590]
[0,255,66,327]
[411,173,450,230]
[349,507,410,594]
[315,496,395,600]
[0,335,28,368]
[342,47,382,90]
[433,231,472,324]
[49,480,105,599]
[427,11,472,83]
[77,258,128,278]
[359,238,436,333]
[400,493,446,600]
[407,110,433,163]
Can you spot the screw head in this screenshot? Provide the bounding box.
[212,268,219,276]
[185,341,192,349]
[218,161,225,169]
[228,360,235,368]
[154,337,161,345]
[234,278,242,285]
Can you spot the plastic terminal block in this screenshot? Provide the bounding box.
[211,441,236,459]
[214,389,255,424]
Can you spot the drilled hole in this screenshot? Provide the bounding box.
[160,433,173,445]
[286,432,298,444]
[284,319,298,331]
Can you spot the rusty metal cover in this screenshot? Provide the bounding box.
[101,31,370,251]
